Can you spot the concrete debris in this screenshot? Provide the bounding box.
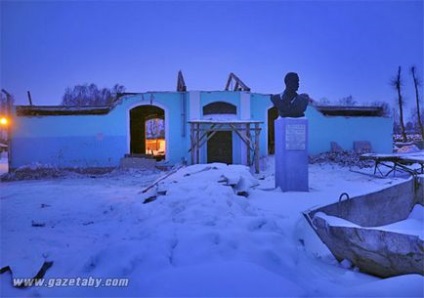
[0,164,114,181]
[330,142,344,153]
[309,150,374,168]
[120,157,156,170]
[353,141,372,154]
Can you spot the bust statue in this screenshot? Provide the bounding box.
[271,72,309,117]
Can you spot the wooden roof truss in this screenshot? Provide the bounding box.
[177,70,187,92]
[224,73,251,91]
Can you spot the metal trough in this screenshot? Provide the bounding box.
[303,176,424,278]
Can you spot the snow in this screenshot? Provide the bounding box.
[362,150,424,163]
[314,212,361,228]
[315,204,424,239]
[197,114,239,121]
[376,205,424,240]
[189,115,262,123]
[1,157,423,297]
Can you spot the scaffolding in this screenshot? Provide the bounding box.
[188,120,262,173]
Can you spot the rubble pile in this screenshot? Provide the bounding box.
[1,163,65,181]
[0,163,114,181]
[309,151,374,168]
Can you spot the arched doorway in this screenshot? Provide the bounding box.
[203,101,237,164]
[268,106,278,155]
[129,105,165,161]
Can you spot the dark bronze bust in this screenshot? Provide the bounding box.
[271,72,309,117]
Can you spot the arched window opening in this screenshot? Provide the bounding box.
[203,101,237,115]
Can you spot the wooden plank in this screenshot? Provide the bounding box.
[190,123,195,164]
[187,120,263,172]
[188,123,221,153]
[254,123,260,173]
[197,130,218,150]
[188,120,262,124]
[196,123,200,164]
[246,123,251,166]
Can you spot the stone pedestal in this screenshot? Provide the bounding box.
[275,117,309,192]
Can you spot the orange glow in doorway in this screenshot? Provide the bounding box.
[145,139,165,156]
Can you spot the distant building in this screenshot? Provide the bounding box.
[9,89,393,171]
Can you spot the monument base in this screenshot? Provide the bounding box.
[275,117,309,192]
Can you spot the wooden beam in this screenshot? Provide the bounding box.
[177,70,187,92]
[224,73,251,91]
[246,123,251,166]
[254,123,260,173]
[187,120,262,171]
[27,91,33,105]
[196,122,200,164]
[190,123,195,164]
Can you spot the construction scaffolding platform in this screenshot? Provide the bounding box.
[188,120,262,173]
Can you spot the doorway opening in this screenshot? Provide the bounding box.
[268,106,278,154]
[129,105,165,161]
[207,131,233,164]
[203,101,237,164]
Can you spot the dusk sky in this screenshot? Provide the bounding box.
[1,1,423,108]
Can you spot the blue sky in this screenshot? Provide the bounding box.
[1,0,423,107]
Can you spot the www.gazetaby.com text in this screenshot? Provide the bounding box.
[13,277,129,288]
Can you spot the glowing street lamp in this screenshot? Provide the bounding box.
[0,116,8,126]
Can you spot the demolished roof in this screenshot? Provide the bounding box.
[15,105,112,116]
[224,73,251,91]
[314,105,386,117]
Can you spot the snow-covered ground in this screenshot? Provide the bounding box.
[1,156,423,297]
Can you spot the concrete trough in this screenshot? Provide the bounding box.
[303,176,424,278]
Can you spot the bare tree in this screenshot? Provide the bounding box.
[0,92,8,115]
[391,66,407,142]
[410,66,423,140]
[61,83,126,107]
[0,90,13,114]
[371,101,391,117]
[408,107,424,134]
[0,90,14,144]
[338,95,357,106]
[318,97,331,106]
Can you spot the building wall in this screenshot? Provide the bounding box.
[250,93,273,157]
[250,93,393,155]
[10,92,191,169]
[9,91,393,169]
[305,106,393,154]
[194,91,267,165]
[195,91,245,164]
[116,92,190,164]
[10,114,127,169]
